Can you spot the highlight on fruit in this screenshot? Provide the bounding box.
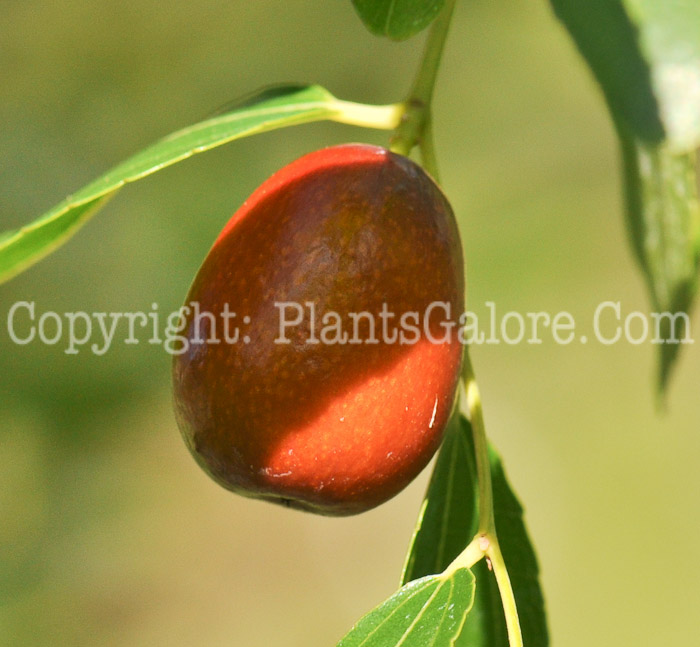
[172,143,465,515]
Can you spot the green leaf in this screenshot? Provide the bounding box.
[0,196,113,285]
[0,84,399,285]
[401,414,478,584]
[336,568,475,647]
[402,414,548,647]
[351,0,445,41]
[551,0,700,392]
[620,136,700,392]
[550,0,700,151]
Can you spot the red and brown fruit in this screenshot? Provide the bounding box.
[172,144,465,515]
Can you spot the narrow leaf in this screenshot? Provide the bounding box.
[551,0,700,392]
[401,413,478,583]
[620,136,700,392]
[337,568,475,647]
[402,414,548,647]
[0,196,114,284]
[0,84,390,285]
[351,0,445,41]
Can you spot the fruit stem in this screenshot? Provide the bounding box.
[461,349,524,647]
[390,0,457,158]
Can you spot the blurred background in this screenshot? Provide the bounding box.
[2,0,699,645]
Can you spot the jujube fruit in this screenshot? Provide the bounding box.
[172,144,465,515]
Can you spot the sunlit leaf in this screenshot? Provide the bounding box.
[620,137,700,392]
[551,0,700,151]
[337,568,474,647]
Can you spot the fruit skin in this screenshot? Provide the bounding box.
[172,144,464,515]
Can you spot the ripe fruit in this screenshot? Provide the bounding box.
[172,144,464,515]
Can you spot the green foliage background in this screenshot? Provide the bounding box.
[1,0,699,645]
